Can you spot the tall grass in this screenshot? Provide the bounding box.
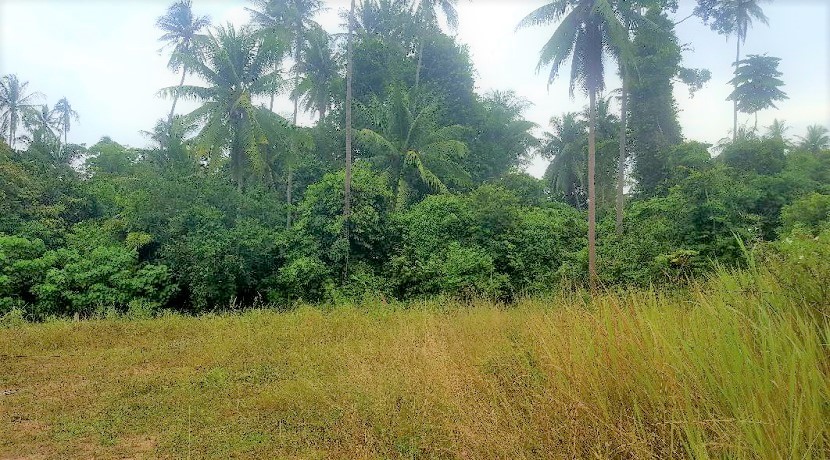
[1,243,828,458]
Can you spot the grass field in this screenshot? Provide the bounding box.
[1,266,828,459]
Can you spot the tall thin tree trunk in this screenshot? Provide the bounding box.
[9,115,15,149]
[588,89,598,289]
[287,36,302,228]
[270,93,275,112]
[414,39,424,90]
[293,35,301,125]
[615,71,628,235]
[733,35,740,141]
[344,0,356,281]
[168,66,187,124]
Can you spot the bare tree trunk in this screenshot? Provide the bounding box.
[9,115,16,149]
[293,34,301,123]
[615,71,628,236]
[287,37,302,228]
[344,0,356,281]
[168,66,187,124]
[733,36,740,142]
[588,89,598,289]
[414,39,424,90]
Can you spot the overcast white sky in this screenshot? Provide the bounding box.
[1,0,828,177]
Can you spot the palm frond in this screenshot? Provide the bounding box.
[536,5,582,88]
[404,149,447,193]
[356,128,400,157]
[516,0,569,30]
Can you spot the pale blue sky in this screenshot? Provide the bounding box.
[1,0,828,177]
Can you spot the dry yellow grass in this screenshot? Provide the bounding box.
[1,269,828,458]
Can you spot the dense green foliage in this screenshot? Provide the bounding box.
[1,0,829,319]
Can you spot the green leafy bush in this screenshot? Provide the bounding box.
[780,193,830,235]
[1,232,174,318]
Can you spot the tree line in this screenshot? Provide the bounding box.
[1,0,829,318]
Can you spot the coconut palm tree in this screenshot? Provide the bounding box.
[412,0,459,90]
[694,0,769,141]
[53,97,79,146]
[798,125,829,154]
[247,0,324,121]
[344,0,357,276]
[611,0,655,235]
[542,113,586,209]
[247,0,324,226]
[156,0,211,123]
[140,115,199,169]
[517,0,632,286]
[0,74,41,148]
[160,25,285,191]
[765,118,789,143]
[23,104,60,144]
[356,86,468,209]
[349,0,413,42]
[291,26,339,122]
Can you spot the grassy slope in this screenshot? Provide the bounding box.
[1,271,828,458]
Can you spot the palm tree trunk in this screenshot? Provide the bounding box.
[588,89,598,289]
[293,37,301,125]
[615,71,628,236]
[414,39,424,91]
[287,37,302,228]
[168,66,187,124]
[344,0,356,281]
[9,114,16,149]
[733,36,740,142]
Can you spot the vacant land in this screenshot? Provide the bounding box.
[1,269,828,459]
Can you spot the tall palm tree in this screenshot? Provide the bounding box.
[349,0,413,42]
[356,87,468,209]
[344,0,356,278]
[611,0,652,235]
[53,97,79,146]
[291,26,339,122]
[156,0,211,123]
[798,125,829,154]
[412,0,459,91]
[518,0,631,286]
[247,0,324,226]
[160,25,285,191]
[694,0,769,141]
[542,113,587,209]
[247,0,324,121]
[0,74,41,148]
[23,104,60,144]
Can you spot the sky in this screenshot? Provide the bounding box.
[1,0,828,177]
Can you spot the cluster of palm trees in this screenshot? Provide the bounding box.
[154,0,462,219]
[0,74,78,149]
[518,0,775,285]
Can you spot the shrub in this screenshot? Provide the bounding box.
[780,193,830,235]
